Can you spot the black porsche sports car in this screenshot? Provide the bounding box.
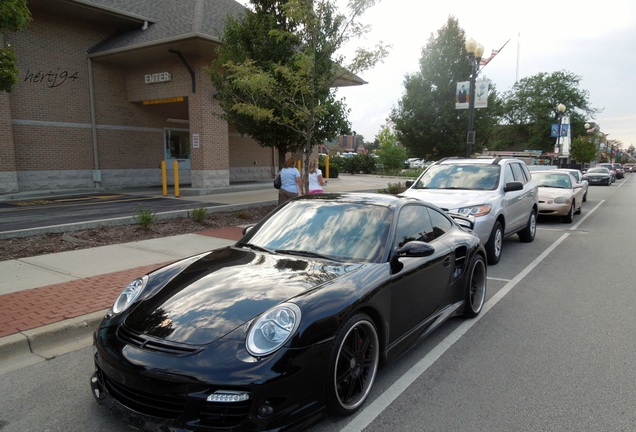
[91,193,487,432]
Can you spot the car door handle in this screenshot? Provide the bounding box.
[443,256,452,267]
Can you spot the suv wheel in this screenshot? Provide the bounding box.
[518,210,536,243]
[485,221,503,265]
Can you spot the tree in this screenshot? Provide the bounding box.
[500,71,599,151]
[0,0,31,92]
[390,16,500,160]
[375,126,406,171]
[570,136,598,164]
[209,0,389,189]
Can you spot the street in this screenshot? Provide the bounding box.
[1,176,635,432]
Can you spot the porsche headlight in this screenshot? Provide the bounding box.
[554,197,566,204]
[456,204,492,217]
[112,275,148,314]
[246,303,301,357]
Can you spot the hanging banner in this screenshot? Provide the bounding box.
[474,80,489,109]
[455,80,489,109]
[550,124,569,137]
[455,81,469,109]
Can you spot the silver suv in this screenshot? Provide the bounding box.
[401,157,538,265]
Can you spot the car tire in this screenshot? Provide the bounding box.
[463,254,487,318]
[606,179,611,186]
[518,209,537,243]
[583,191,587,202]
[485,221,503,265]
[326,313,379,416]
[563,203,574,223]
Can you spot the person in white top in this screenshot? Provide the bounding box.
[307,159,327,194]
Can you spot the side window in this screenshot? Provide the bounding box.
[394,206,435,248]
[428,208,453,239]
[504,164,515,184]
[520,163,531,182]
[511,163,526,184]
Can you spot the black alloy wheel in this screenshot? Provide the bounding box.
[327,313,379,416]
[463,255,487,318]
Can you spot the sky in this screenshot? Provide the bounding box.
[234,0,636,150]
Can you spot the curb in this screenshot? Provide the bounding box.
[0,309,107,376]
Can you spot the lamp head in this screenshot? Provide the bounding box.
[557,103,566,113]
[475,43,485,59]
[465,38,477,54]
[585,123,590,129]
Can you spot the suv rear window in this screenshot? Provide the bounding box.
[413,164,500,191]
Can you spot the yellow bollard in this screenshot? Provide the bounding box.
[161,161,167,196]
[297,160,301,172]
[326,155,329,179]
[174,160,180,197]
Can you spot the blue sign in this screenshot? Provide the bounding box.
[551,124,569,137]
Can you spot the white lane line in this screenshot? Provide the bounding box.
[340,234,571,432]
[487,277,512,282]
[570,200,604,231]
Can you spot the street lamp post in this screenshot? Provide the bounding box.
[465,38,484,158]
[556,103,566,166]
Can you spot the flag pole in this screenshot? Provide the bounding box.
[479,39,510,72]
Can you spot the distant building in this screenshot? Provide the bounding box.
[319,134,365,155]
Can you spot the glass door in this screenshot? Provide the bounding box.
[164,128,191,169]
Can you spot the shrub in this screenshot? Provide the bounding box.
[191,205,208,223]
[237,210,250,219]
[133,204,157,228]
[320,162,339,178]
[379,182,407,195]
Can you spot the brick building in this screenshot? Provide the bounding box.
[1,0,281,194]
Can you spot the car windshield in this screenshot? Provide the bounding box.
[239,200,393,263]
[588,167,609,173]
[532,172,572,189]
[413,164,500,190]
[567,171,581,181]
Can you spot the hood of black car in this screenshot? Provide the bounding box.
[124,247,361,345]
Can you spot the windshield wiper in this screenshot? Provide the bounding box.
[241,243,274,254]
[275,249,341,262]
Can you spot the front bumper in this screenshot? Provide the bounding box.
[538,201,570,217]
[91,327,331,432]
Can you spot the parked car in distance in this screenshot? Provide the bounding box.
[559,168,588,202]
[91,193,488,432]
[612,163,624,178]
[584,167,612,186]
[597,163,617,182]
[402,157,538,265]
[623,163,634,173]
[409,158,424,169]
[532,170,585,223]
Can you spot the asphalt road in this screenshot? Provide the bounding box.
[0,193,213,232]
[1,176,634,432]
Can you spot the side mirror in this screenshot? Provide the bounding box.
[574,183,584,189]
[504,181,523,192]
[395,241,435,258]
[405,180,414,188]
[242,225,254,235]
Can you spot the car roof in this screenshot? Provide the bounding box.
[437,156,522,166]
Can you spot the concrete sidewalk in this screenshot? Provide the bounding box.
[0,174,402,375]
